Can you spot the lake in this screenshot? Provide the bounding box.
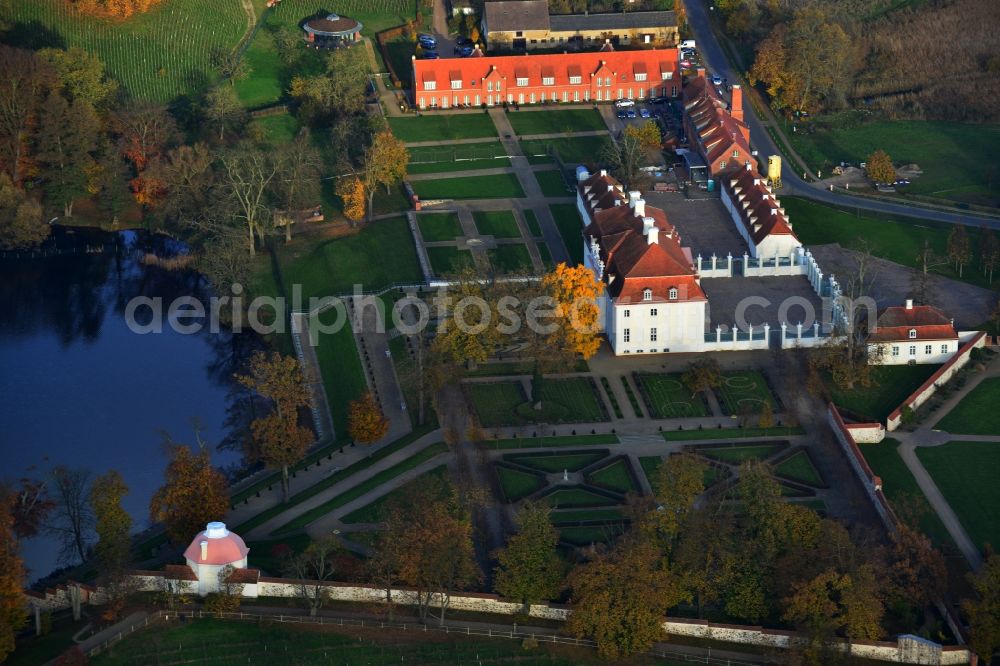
[0,228,255,581]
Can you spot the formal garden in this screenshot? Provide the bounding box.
[465,377,610,427]
[635,373,710,418]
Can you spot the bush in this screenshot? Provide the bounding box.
[204,592,241,613]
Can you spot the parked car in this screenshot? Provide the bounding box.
[626,109,637,118]
[421,50,439,59]
[616,110,628,119]
[711,74,722,86]
[614,99,635,108]
[418,34,437,49]
[454,45,473,56]
[640,108,651,118]
[894,179,911,186]
[455,37,474,48]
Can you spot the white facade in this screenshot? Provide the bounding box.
[870,338,959,365]
[720,176,801,260]
[608,299,707,354]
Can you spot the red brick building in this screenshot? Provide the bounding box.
[410,48,679,110]
[682,70,751,176]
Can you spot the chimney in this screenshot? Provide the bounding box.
[696,66,706,79]
[731,84,743,122]
[628,190,641,207]
[200,540,208,561]
[745,161,752,172]
[599,169,608,177]
[642,216,655,232]
[905,299,913,310]
[634,198,646,218]
[647,227,659,245]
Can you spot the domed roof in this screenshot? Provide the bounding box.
[303,12,363,36]
[183,522,249,566]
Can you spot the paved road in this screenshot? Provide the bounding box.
[684,0,1000,228]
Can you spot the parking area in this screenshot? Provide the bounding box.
[644,192,749,258]
[702,275,825,332]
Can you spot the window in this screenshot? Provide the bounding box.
[650,328,657,342]
[418,97,425,109]
[529,92,535,103]
[635,73,647,82]
[909,345,917,356]
[720,161,727,169]
[496,81,501,90]
[541,92,546,102]
[542,76,554,86]
[516,31,523,37]
[891,346,899,357]
[516,77,528,87]
[452,80,461,90]
[941,344,949,354]
[925,345,933,355]
[562,91,568,102]
[642,288,652,301]
[732,149,739,158]
[424,81,436,91]
[486,81,492,91]
[908,329,917,339]
[650,308,657,316]
[570,76,582,84]
[668,288,678,300]
[623,309,631,318]
[574,90,580,102]
[661,71,673,80]
[671,85,677,97]
[623,328,631,343]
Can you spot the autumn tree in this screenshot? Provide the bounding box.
[493,501,564,612]
[205,85,247,142]
[866,149,896,185]
[782,564,883,649]
[362,131,408,220]
[431,268,504,369]
[236,351,313,503]
[336,175,366,223]
[964,551,1000,662]
[218,143,279,255]
[111,106,176,208]
[624,120,663,150]
[90,471,134,622]
[641,453,706,549]
[47,467,93,565]
[347,391,389,445]
[980,224,999,283]
[600,132,648,191]
[36,90,100,217]
[885,526,945,609]
[540,263,603,362]
[0,173,48,250]
[681,358,722,397]
[947,224,972,277]
[567,537,685,659]
[209,45,251,85]
[273,130,322,241]
[8,478,53,539]
[37,47,118,108]
[290,47,368,124]
[0,46,55,185]
[151,142,217,226]
[0,493,27,663]
[283,536,342,616]
[150,440,230,545]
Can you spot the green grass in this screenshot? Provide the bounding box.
[522,136,611,167]
[417,212,463,241]
[497,466,546,501]
[785,197,998,290]
[916,441,1000,552]
[545,487,618,508]
[506,451,608,473]
[550,508,625,524]
[0,0,246,103]
[535,169,571,197]
[235,30,286,107]
[340,465,450,524]
[523,209,542,236]
[774,451,824,487]
[600,377,623,419]
[549,204,584,265]
[826,363,940,422]
[662,426,805,441]
[488,244,534,272]
[407,142,509,174]
[699,443,784,464]
[586,459,636,494]
[487,434,619,449]
[507,109,607,136]
[271,442,448,534]
[426,246,474,276]
[464,359,589,377]
[559,523,626,546]
[716,371,779,415]
[935,377,1000,435]
[313,307,367,431]
[8,614,86,666]
[467,381,527,428]
[473,211,521,238]
[275,216,422,302]
[538,378,608,423]
[637,373,709,418]
[536,241,554,268]
[783,115,1000,207]
[251,112,299,144]
[640,456,726,493]
[389,114,498,142]
[468,378,605,426]
[621,377,643,417]
[412,174,525,200]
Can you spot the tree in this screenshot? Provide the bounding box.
[218,143,279,255]
[347,391,389,445]
[8,478,54,539]
[782,565,883,647]
[963,551,1000,662]
[600,133,648,191]
[947,224,972,277]
[644,453,706,548]
[336,175,366,223]
[290,47,368,124]
[150,439,229,545]
[37,47,118,108]
[236,351,313,503]
[0,46,55,185]
[90,471,134,622]
[92,139,132,227]
[567,537,684,659]
[111,106,177,174]
[47,467,93,565]
[540,263,603,361]
[0,173,48,250]
[0,493,27,663]
[681,358,722,397]
[273,130,321,242]
[431,268,504,369]
[283,536,342,616]
[151,142,217,226]
[866,149,895,185]
[757,401,775,429]
[980,224,999,283]
[205,85,246,142]
[36,91,99,217]
[362,131,408,220]
[209,45,251,85]
[493,502,563,612]
[886,526,945,608]
[198,227,253,296]
[624,120,662,150]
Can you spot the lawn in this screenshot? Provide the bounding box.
[699,443,785,464]
[523,209,542,236]
[522,136,611,166]
[275,216,423,302]
[426,246,474,275]
[417,212,463,242]
[488,244,534,272]
[916,441,1000,552]
[549,204,584,265]
[826,363,940,422]
[340,465,450,524]
[784,197,997,290]
[716,371,779,415]
[469,377,605,426]
[506,451,608,473]
[388,114,499,142]
[545,487,618,508]
[783,115,1000,207]
[251,112,299,144]
[586,459,637,494]
[536,241,554,267]
[507,109,607,135]
[407,142,509,174]
[412,174,525,200]
[935,377,1000,435]
[496,466,546,501]
[487,434,619,449]
[313,307,367,432]
[467,381,526,428]
[662,426,806,441]
[637,373,710,418]
[774,451,824,487]
[538,378,608,423]
[473,211,521,238]
[559,523,627,546]
[535,169,571,197]
[0,0,246,103]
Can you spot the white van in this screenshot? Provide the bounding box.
[614,99,635,109]
[679,39,696,50]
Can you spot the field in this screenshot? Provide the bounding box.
[544,487,618,508]
[488,244,534,272]
[586,459,637,494]
[407,142,509,174]
[473,211,521,238]
[466,381,526,428]
[935,378,1000,435]
[523,209,542,236]
[549,204,584,265]
[388,114,498,142]
[825,363,940,422]
[916,441,1000,551]
[716,371,778,415]
[412,174,525,200]
[251,112,300,143]
[774,451,824,487]
[522,136,611,166]
[507,109,607,135]
[784,115,1000,208]
[417,213,463,242]
[537,378,608,423]
[426,246,473,275]
[535,170,571,197]
[636,373,710,418]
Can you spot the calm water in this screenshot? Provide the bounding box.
[0,228,252,581]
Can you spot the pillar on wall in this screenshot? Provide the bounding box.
[716,326,722,344]
[781,322,788,349]
[797,322,803,339]
[764,323,770,344]
[727,253,733,274]
[696,253,702,272]
[711,254,718,271]
[814,321,820,338]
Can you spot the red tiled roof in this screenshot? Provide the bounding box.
[723,163,797,245]
[226,568,261,585]
[869,304,957,342]
[165,564,197,582]
[683,75,750,173]
[184,529,250,566]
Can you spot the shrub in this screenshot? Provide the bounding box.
[204,592,241,613]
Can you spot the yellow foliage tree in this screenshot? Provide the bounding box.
[150,443,230,545]
[363,131,409,220]
[336,176,366,223]
[541,262,603,360]
[624,121,662,150]
[0,494,27,663]
[866,149,895,185]
[347,391,389,445]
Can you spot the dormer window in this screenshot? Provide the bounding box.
[642,288,652,302]
[668,288,678,300]
[908,328,917,339]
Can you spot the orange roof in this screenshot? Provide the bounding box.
[869,304,958,342]
[184,524,250,566]
[165,564,197,581]
[723,163,798,245]
[683,74,751,172]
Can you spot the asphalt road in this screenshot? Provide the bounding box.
[683,0,1000,228]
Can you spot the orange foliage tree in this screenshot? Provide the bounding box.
[0,493,27,663]
[150,442,229,545]
[336,176,366,224]
[541,262,603,360]
[347,391,389,445]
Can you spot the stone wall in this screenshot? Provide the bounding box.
[827,404,898,533]
[846,421,886,444]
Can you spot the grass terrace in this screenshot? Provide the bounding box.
[417,212,463,242]
[545,487,618,508]
[488,244,534,273]
[549,204,584,265]
[496,466,546,501]
[935,377,1000,435]
[466,381,526,428]
[536,241,554,268]
[637,373,710,418]
[426,246,474,275]
[340,465,451,524]
[716,371,779,415]
[407,142,509,174]
[473,211,521,238]
[388,114,498,143]
[507,108,607,135]
[535,170,571,197]
[551,507,625,524]
[697,442,785,464]
[522,136,611,167]
[467,377,607,426]
[774,450,824,487]
[825,363,940,422]
[586,459,637,494]
[313,307,367,436]
[523,209,542,236]
[412,174,525,200]
[662,426,805,441]
[486,434,619,450]
[559,523,627,546]
[505,451,608,473]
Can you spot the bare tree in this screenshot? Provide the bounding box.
[283,536,341,616]
[46,467,93,564]
[218,144,279,256]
